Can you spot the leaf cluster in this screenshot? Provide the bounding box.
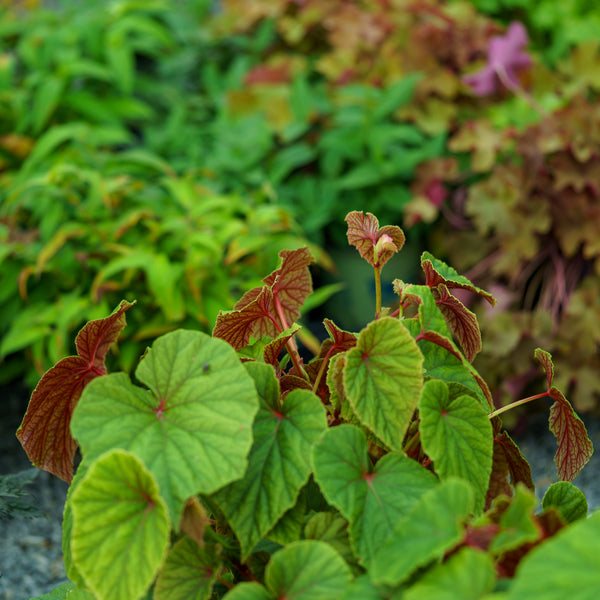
[0,0,321,388]
[17,211,598,600]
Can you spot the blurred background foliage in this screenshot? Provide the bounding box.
[1,0,600,417]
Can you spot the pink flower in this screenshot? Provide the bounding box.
[463,22,532,97]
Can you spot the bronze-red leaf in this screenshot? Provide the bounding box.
[16,300,134,482]
[345,211,405,268]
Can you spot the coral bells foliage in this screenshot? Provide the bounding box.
[17,212,600,600]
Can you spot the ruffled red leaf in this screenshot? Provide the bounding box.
[421,251,496,305]
[267,247,315,329]
[548,386,593,481]
[345,211,405,268]
[213,287,276,350]
[213,248,314,350]
[318,318,357,359]
[434,284,482,362]
[495,430,534,491]
[16,300,134,482]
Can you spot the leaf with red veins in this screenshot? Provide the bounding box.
[345,211,405,268]
[416,329,464,361]
[434,284,482,363]
[266,247,315,328]
[548,387,593,481]
[421,251,496,306]
[318,318,357,359]
[263,324,301,366]
[16,300,134,483]
[495,430,534,491]
[213,287,276,351]
[214,248,314,350]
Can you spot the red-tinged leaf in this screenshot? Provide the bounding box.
[213,287,276,350]
[421,251,496,306]
[345,211,405,268]
[16,300,134,482]
[434,284,482,363]
[548,387,594,481]
[263,324,301,366]
[485,436,513,511]
[318,318,357,359]
[280,374,313,396]
[268,248,315,327]
[496,430,535,491]
[416,329,464,361]
[534,347,554,390]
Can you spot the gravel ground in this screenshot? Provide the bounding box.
[1,382,599,599]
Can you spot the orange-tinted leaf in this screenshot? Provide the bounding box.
[548,387,593,481]
[214,248,314,350]
[318,318,357,358]
[266,247,315,329]
[345,211,405,268]
[213,287,276,350]
[16,300,134,482]
[421,252,496,305]
[434,284,482,362]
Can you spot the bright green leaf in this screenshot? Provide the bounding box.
[70,449,170,600]
[223,583,272,600]
[542,481,588,522]
[344,317,423,451]
[213,362,327,558]
[71,330,259,522]
[312,424,437,567]
[419,379,493,514]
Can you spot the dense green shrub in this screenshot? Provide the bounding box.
[0,0,324,387]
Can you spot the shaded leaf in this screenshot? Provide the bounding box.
[344,317,423,451]
[489,484,540,554]
[345,211,405,268]
[506,510,600,599]
[371,478,474,587]
[16,300,134,482]
[154,538,221,600]
[71,449,170,600]
[71,330,259,522]
[495,431,534,491]
[403,547,496,600]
